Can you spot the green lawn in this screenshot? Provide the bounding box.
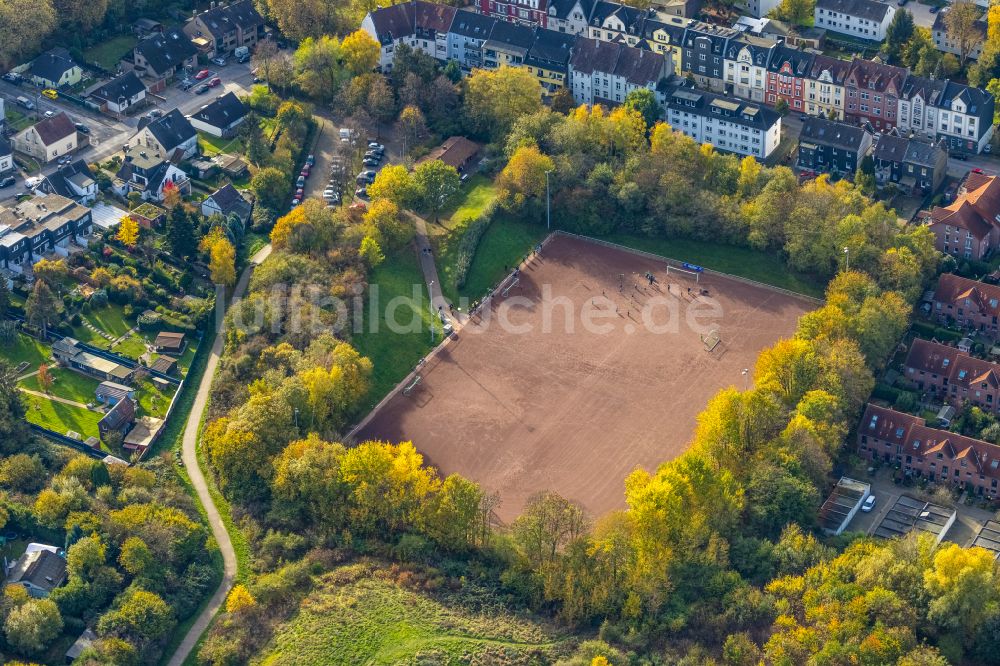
[255,563,569,665]
[4,107,33,132]
[84,304,134,338]
[198,132,245,157]
[439,175,497,231]
[0,334,51,371]
[83,35,138,70]
[71,323,113,350]
[112,333,148,360]
[20,367,100,405]
[351,247,434,410]
[602,232,825,298]
[457,214,548,304]
[22,393,103,440]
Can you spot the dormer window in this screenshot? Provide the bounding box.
[959,370,967,379]
[895,427,905,438]
[943,359,951,367]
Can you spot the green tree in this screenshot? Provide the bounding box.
[945,0,986,65]
[0,0,57,70]
[118,536,154,578]
[769,0,814,25]
[251,167,291,213]
[884,9,916,62]
[412,160,461,223]
[97,588,173,645]
[420,474,484,551]
[774,98,790,115]
[367,164,417,207]
[924,543,999,643]
[4,598,62,656]
[623,88,660,131]
[67,535,106,581]
[166,206,197,259]
[24,279,61,337]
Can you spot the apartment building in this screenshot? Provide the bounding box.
[569,37,668,106]
[663,84,781,159]
[921,171,1000,261]
[723,35,774,103]
[814,0,894,41]
[931,273,1000,339]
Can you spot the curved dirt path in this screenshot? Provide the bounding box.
[167,243,272,666]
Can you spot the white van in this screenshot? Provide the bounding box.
[16,96,34,110]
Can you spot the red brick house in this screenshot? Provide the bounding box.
[765,44,814,113]
[904,338,1000,413]
[844,58,907,131]
[922,171,1000,261]
[479,0,549,28]
[932,273,1000,337]
[858,403,1000,497]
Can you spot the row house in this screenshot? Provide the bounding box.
[931,273,1000,338]
[587,1,651,48]
[904,338,1000,421]
[932,9,986,63]
[480,0,549,27]
[569,37,669,106]
[547,0,596,34]
[766,44,814,113]
[663,84,781,159]
[844,58,906,131]
[797,116,872,175]
[723,35,774,103]
[937,82,995,156]
[183,0,265,58]
[922,171,1000,261]
[0,195,93,270]
[681,22,739,92]
[483,21,535,69]
[858,403,1000,497]
[642,15,689,77]
[814,0,894,42]
[362,1,457,71]
[129,28,198,93]
[524,28,577,93]
[872,133,948,194]
[897,75,946,139]
[447,11,497,72]
[805,55,850,120]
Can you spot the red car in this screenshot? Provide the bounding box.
[194,69,210,80]
[300,168,310,178]
[208,77,222,87]
[295,187,304,197]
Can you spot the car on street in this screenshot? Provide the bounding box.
[929,4,939,11]
[953,153,968,161]
[368,142,384,153]
[195,69,210,80]
[295,187,304,197]
[300,167,310,178]
[296,175,305,187]
[208,77,222,88]
[180,79,195,90]
[148,109,163,119]
[291,197,300,207]
[363,157,380,168]
[212,56,227,67]
[2,72,21,83]
[58,156,72,165]
[41,89,58,100]
[0,176,16,188]
[44,110,55,118]
[357,170,376,185]
[74,123,90,134]
[24,176,43,189]
[195,84,210,94]
[355,187,368,198]
[861,495,876,512]
[323,189,339,201]
[306,154,315,166]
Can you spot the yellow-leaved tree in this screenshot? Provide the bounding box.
[116,216,139,248]
[200,227,236,286]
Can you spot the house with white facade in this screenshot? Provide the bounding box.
[897,75,947,140]
[936,81,995,155]
[89,71,147,115]
[547,0,596,34]
[734,0,781,19]
[663,83,781,159]
[723,35,774,103]
[129,109,198,161]
[0,137,12,175]
[447,11,498,71]
[814,0,894,42]
[12,113,78,164]
[362,1,457,71]
[568,37,668,106]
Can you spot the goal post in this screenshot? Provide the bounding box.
[501,276,520,297]
[402,374,422,396]
[667,265,700,282]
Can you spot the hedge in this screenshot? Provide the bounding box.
[872,384,901,403]
[453,200,498,289]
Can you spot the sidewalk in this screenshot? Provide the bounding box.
[405,210,469,328]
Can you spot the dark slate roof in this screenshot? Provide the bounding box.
[134,28,197,76]
[207,183,251,218]
[99,397,135,431]
[526,28,577,68]
[414,1,456,33]
[486,20,535,50]
[570,37,622,75]
[367,2,416,43]
[767,43,815,76]
[614,44,666,85]
[550,0,596,19]
[449,10,496,39]
[683,21,738,53]
[145,109,196,153]
[942,81,993,117]
[28,48,77,84]
[194,0,264,39]
[816,0,892,22]
[6,549,66,592]
[590,0,651,34]
[31,113,76,146]
[724,35,775,66]
[44,160,95,199]
[800,117,869,152]
[847,57,907,93]
[904,138,946,168]
[189,92,247,130]
[873,134,909,162]
[809,54,851,84]
[899,75,946,105]
[90,72,146,104]
[665,85,780,131]
[0,137,10,158]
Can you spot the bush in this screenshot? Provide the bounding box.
[453,202,497,289]
[872,384,901,403]
[934,327,963,342]
[911,320,937,338]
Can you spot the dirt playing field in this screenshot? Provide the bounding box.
[355,234,817,521]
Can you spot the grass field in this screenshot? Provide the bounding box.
[351,247,434,411]
[84,303,134,338]
[83,35,138,70]
[439,175,496,231]
[457,214,547,303]
[198,132,245,157]
[0,334,51,371]
[4,107,33,132]
[112,333,148,360]
[137,380,175,419]
[22,393,103,440]
[20,367,99,405]
[255,563,569,665]
[432,177,501,304]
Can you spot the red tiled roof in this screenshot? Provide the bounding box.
[928,173,1000,240]
[904,338,958,376]
[933,273,1000,320]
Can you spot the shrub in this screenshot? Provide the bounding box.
[872,384,900,403]
[453,202,497,289]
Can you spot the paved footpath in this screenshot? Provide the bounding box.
[166,242,272,666]
[405,210,468,328]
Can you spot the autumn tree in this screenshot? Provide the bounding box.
[263,0,336,41]
[251,167,290,212]
[4,598,62,656]
[340,29,380,76]
[367,165,417,207]
[116,216,139,248]
[97,588,173,646]
[623,88,661,130]
[464,66,544,141]
[161,180,181,210]
[270,199,339,254]
[396,105,429,156]
[363,199,413,250]
[498,144,555,213]
[412,160,461,223]
[0,0,57,70]
[36,364,52,394]
[945,0,986,65]
[770,0,815,25]
[200,228,236,287]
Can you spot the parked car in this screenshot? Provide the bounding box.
[74,123,90,134]
[296,175,305,188]
[363,157,380,168]
[211,56,227,67]
[148,109,163,119]
[180,79,195,90]
[861,495,876,512]
[355,187,368,198]
[43,110,55,119]
[58,156,72,165]
[368,142,385,153]
[306,154,315,167]
[295,187,304,197]
[2,72,21,83]
[300,167,310,178]
[195,84,210,94]
[357,170,376,184]
[195,69,210,80]
[208,77,222,88]
[0,176,15,188]
[291,197,300,207]
[41,88,58,100]
[929,4,939,11]
[15,96,34,110]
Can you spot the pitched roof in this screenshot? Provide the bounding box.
[526,27,577,68]
[570,37,621,75]
[44,160,95,199]
[367,2,416,43]
[873,134,909,162]
[28,48,77,84]
[189,92,247,130]
[809,54,852,84]
[664,85,780,131]
[904,338,959,377]
[99,397,135,431]
[550,0,596,19]
[193,0,263,38]
[134,28,197,76]
[861,402,921,447]
[206,183,251,218]
[724,35,775,65]
[927,171,1000,240]
[150,355,178,374]
[903,138,946,168]
[28,113,76,146]
[449,10,496,39]
[933,273,1000,320]
[816,0,892,22]
[96,381,134,401]
[413,1,456,32]
[6,549,66,592]
[486,19,535,50]
[90,71,146,104]
[767,43,815,76]
[418,136,482,170]
[847,57,907,93]
[800,117,868,151]
[899,75,946,105]
[590,0,650,34]
[614,45,666,85]
[144,109,196,153]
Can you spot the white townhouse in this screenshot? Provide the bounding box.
[663,84,781,160]
[723,35,774,103]
[568,37,669,106]
[362,1,457,71]
[897,76,946,140]
[734,0,782,19]
[936,82,995,155]
[814,0,894,42]
[447,11,498,71]
[547,0,596,34]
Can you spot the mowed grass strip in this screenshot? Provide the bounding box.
[255,564,568,666]
[20,367,100,405]
[22,394,103,440]
[0,334,51,370]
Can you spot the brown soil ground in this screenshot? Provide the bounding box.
[355,235,815,521]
